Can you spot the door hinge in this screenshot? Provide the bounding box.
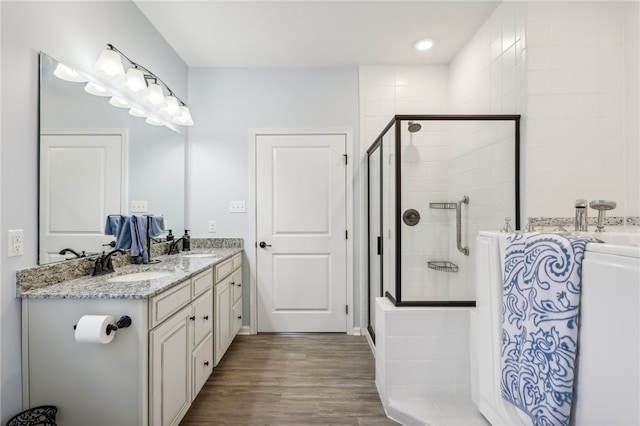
[343,154,348,165]
[345,230,348,240]
[345,305,349,315]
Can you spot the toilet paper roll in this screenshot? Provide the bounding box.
[74,315,116,344]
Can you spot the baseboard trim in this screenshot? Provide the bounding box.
[238,325,252,335]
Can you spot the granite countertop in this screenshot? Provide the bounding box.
[18,248,242,300]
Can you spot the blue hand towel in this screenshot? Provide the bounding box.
[104,215,132,249]
[149,216,165,238]
[129,215,149,263]
[501,232,589,426]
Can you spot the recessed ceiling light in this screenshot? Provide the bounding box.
[414,38,436,51]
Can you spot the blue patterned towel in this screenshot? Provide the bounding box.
[501,232,589,426]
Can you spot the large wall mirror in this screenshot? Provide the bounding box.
[38,52,185,265]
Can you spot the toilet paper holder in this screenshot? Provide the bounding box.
[73,315,132,335]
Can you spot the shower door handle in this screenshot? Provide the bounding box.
[456,195,470,256]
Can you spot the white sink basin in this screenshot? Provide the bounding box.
[107,271,172,282]
[182,253,216,258]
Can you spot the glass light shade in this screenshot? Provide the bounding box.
[94,48,125,78]
[172,105,194,126]
[147,82,165,105]
[163,96,181,116]
[53,63,88,82]
[109,97,130,108]
[128,107,147,118]
[125,67,147,92]
[84,81,111,97]
[145,117,164,126]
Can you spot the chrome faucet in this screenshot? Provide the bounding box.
[590,200,617,232]
[575,199,588,231]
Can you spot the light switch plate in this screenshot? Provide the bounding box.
[8,229,24,257]
[229,201,245,213]
[131,201,148,213]
[209,220,217,233]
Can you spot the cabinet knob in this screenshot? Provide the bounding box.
[203,315,209,320]
[237,283,241,287]
[237,315,242,319]
[204,361,209,366]
[189,316,196,321]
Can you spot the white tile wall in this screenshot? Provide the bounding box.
[375,298,473,400]
[625,2,640,217]
[525,1,631,219]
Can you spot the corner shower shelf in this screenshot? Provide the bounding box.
[427,261,459,273]
[429,202,457,210]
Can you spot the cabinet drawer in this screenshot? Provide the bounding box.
[232,253,242,270]
[192,268,213,298]
[192,289,213,348]
[192,333,213,398]
[150,280,191,329]
[231,268,242,303]
[215,257,233,282]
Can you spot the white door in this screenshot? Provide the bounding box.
[256,134,347,332]
[40,132,126,263]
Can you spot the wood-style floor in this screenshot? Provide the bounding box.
[180,334,398,425]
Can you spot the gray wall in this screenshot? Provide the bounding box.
[186,67,361,327]
[0,1,187,420]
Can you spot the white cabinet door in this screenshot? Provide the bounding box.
[150,305,191,426]
[214,280,232,366]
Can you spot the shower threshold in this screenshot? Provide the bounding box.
[386,396,488,426]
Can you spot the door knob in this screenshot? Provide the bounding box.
[259,241,272,248]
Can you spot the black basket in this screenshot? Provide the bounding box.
[6,406,57,426]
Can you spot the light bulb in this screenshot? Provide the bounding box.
[414,38,436,51]
[125,67,147,92]
[172,105,194,126]
[163,96,181,116]
[94,47,125,79]
[84,81,110,97]
[147,82,165,105]
[53,63,88,82]
[145,117,164,126]
[129,107,147,118]
[109,97,130,108]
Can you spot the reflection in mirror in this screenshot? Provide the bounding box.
[39,52,185,265]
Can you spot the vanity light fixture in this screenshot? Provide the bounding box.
[84,81,110,97]
[414,38,436,51]
[53,63,88,83]
[87,44,194,128]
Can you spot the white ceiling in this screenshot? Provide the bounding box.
[134,1,500,67]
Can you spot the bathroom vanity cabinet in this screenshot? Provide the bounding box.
[213,253,242,366]
[149,268,214,426]
[19,248,242,426]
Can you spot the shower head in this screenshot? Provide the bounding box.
[408,121,422,133]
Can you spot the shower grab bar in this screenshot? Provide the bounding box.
[456,195,470,256]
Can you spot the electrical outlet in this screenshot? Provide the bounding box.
[229,201,246,213]
[208,220,217,233]
[8,229,24,257]
[131,200,148,213]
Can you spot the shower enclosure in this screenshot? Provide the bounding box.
[367,115,520,341]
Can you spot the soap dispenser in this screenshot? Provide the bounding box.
[182,230,191,251]
[166,229,174,241]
